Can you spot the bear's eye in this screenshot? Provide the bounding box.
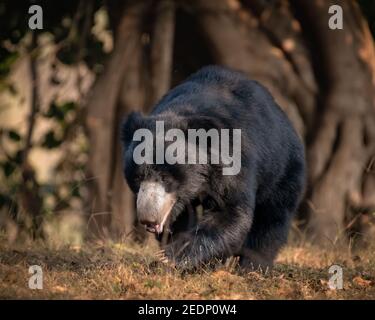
[159,174,176,193]
[160,174,170,185]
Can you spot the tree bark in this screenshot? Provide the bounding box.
[292,0,375,244]
[148,0,176,107]
[109,16,146,241]
[86,1,147,237]
[190,0,307,137]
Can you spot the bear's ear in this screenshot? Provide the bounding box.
[121,111,144,146]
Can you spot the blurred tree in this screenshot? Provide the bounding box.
[0,0,105,238]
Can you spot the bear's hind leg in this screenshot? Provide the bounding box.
[240,205,292,271]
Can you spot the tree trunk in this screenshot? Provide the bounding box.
[190,0,308,137]
[87,0,176,240]
[109,14,146,241]
[148,0,176,107]
[292,0,375,244]
[86,1,147,238]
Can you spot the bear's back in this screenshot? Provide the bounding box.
[152,66,275,117]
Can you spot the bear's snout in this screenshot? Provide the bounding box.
[136,181,176,234]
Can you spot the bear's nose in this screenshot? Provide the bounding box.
[136,181,165,220]
[139,219,157,226]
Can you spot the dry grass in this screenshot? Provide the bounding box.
[0,235,374,300]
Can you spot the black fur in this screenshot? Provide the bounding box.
[121,65,306,270]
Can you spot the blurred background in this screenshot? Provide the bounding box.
[0,0,374,249]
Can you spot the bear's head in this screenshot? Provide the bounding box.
[121,111,216,234]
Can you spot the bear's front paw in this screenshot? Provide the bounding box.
[163,233,199,270]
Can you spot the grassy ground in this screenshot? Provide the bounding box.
[0,237,374,299]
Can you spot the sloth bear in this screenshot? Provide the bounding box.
[121,65,305,270]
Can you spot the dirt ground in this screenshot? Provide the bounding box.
[0,236,374,299]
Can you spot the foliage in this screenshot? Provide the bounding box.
[0,0,111,234]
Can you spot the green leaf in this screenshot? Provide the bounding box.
[61,101,76,114]
[0,49,19,78]
[45,102,64,120]
[42,130,63,149]
[13,150,23,164]
[7,130,21,141]
[44,101,77,121]
[2,161,15,177]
